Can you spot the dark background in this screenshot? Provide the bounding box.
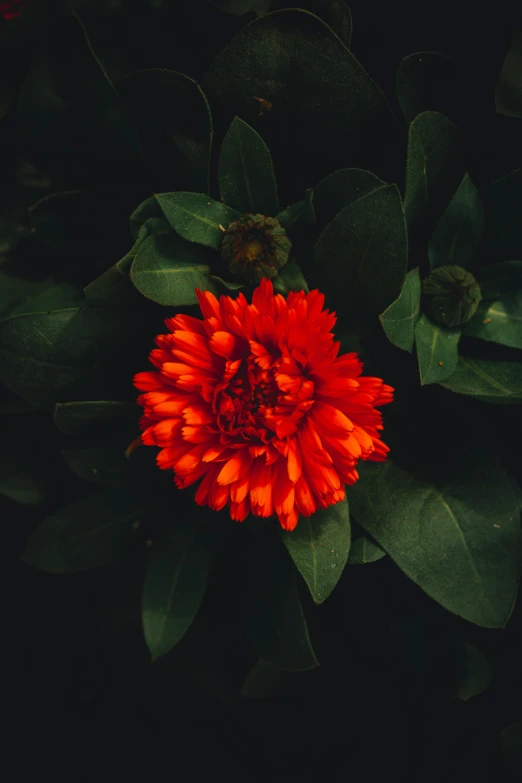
[4,1,521,780]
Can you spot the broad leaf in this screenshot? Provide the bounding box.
[53,400,139,437]
[155,192,238,248]
[276,191,315,231]
[313,168,384,228]
[142,517,220,659]
[404,111,463,232]
[479,170,522,262]
[414,314,460,385]
[272,260,309,295]
[120,69,212,193]
[61,448,132,488]
[281,497,351,603]
[203,10,393,196]
[131,233,221,306]
[271,0,353,49]
[495,30,522,118]
[396,52,456,124]
[348,535,386,564]
[129,196,164,240]
[428,173,484,270]
[0,259,54,319]
[464,292,522,349]
[439,357,522,403]
[350,454,521,628]
[379,268,421,352]
[243,529,318,671]
[218,117,279,215]
[314,184,407,323]
[0,455,49,505]
[22,488,154,573]
[479,260,522,300]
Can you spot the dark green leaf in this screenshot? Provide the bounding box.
[129,196,163,241]
[142,517,220,659]
[155,192,238,249]
[271,0,353,49]
[379,268,421,352]
[479,170,522,262]
[414,314,460,385]
[495,30,522,118]
[131,233,221,306]
[22,488,154,573]
[350,453,521,628]
[464,292,522,349]
[281,498,350,603]
[54,400,139,437]
[314,184,407,322]
[119,69,212,193]
[313,168,384,229]
[0,455,49,505]
[439,357,522,403]
[428,173,484,271]
[276,191,316,231]
[448,641,495,701]
[347,535,386,564]
[404,111,463,232]
[479,260,522,300]
[61,448,132,488]
[241,659,308,699]
[218,117,279,215]
[243,529,318,671]
[396,52,456,124]
[203,10,393,192]
[272,261,309,295]
[0,259,54,319]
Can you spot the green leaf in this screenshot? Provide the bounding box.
[218,116,279,215]
[61,448,132,488]
[313,184,407,323]
[0,455,49,505]
[272,260,309,295]
[203,10,393,191]
[22,488,154,573]
[280,498,350,604]
[0,259,54,320]
[243,529,318,671]
[396,52,456,124]
[119,69,212,193]
[404,111,463,232]
[479,170,522,262]
[428,173,484,271]
[463,292,522,349]
[155,192,238,249]
[414,314,460,385]
[448,641,495,701]
[495,30,522,118]
[142,517,221,659]
[276,191,316,231]
[347,535,386,564]
[0,303,129,408]
[379,268,421,352]
[313,168,385,228]
[439,357,522,403]
[271,0,353,49]
[53,400,139,437]
[131,233,221,306]
[350,453,521,628]
[479,260,522,300]
[129,196,164,241]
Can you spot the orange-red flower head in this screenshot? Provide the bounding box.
[134,279,393,531]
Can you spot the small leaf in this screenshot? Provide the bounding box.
[428,173,484,271]
[479,170,522,262]
[129,196,164,241]
[281,497,351,604]
[463,291,522,349]
[0,455,49,505]
[350,452,521,628]
[396,52,456,124]
[142,517,221,659]
[495,30,522,118]
[218,117,279,215]
[131,233,221,306]
[155,192,238,249]
[53,401,138,437]
[243,529,318,671]
[479,260,522,300]
[313,184,407,322]
[313,167,384,228]
[272,260,309,295]
[61,448,132,488]
[439,357,522,403]
[404,111,463,232]
[379,268,421,352]
[414,314,460,385]
[348,535,386,564]
[22,489,154,573]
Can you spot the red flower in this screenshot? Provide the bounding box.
[134,279,393,531]
[0,0,25,20]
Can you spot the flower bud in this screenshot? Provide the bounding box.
[221,214,291,284]
[422,265,482,327]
